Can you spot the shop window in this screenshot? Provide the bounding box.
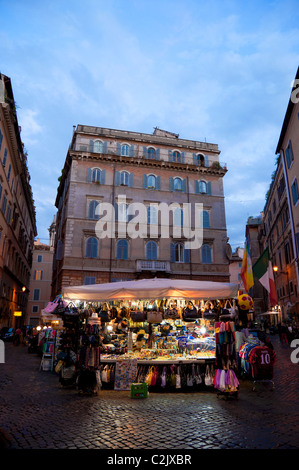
[146,241,157,260]
[116,239,129,260]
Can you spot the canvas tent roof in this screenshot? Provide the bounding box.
[62,278,238,302]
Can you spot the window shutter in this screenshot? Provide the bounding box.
[204,155,209,167]
[116,143,121,155]
[182,178,187,193]
[89,140,94,152]
[207,182,212,195]
[87,168,92,183]
[184,247,190,263]
[195,180,199,194]
[129,145,134,157]
[181,152,185,163]
[114,203,118,222]
[193,153,198,165]
[41,270,43,280]
[170,243,176,262]
[143,146,147,158]
[170,177,174,191]
[168,150,173,162]
[100,169,106,185]
[103,142,107,154]
[156,176,161,190]
[115,171,120,186]
[128,173,134,187]
[143,174,148,189]
[203,211,210,228]
[156,148,160,160]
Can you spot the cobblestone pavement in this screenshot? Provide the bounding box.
[0,335,298,451]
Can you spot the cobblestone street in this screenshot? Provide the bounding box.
[0,335,298,452]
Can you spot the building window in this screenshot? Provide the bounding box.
[84,276,96,285]
[0,128,3,150]
[87,167,105,184]
[202,210,210,228]
[3,148,7,167]
[37,255,43,262]
[146,241,158,260]
[120,171,129,186]
[196,180,211,195]
[202,244,212,263]
[174,177,182,191]
[170,242,190,263]
[33,289,40,301]
[147,147,156,159]
[284,242,291,265]
[88,200,100,220]
[116,239,129,260]
[34,270,43,280]
[1,194,7,215]
[121,144,129,156]
[285,140,294,168]
[173,207,183,226]
[147,205,158,225]
[143,174,160,190]
[291,178,299,205]
[93,140,103,153]
[32,306,39,313]
[85,237,98,258]
[148,175,156,189]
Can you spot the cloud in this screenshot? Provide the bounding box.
[18,109,43,146]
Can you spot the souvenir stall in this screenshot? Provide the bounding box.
[61,278,238,394]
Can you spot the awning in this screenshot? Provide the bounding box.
[62,278,238,302]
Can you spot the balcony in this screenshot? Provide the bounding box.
[136,260,171,273]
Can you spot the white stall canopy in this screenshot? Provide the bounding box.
[63,278,238,302]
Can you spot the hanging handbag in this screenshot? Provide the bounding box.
[163,308,180,320]
[183,302,200,322]
[147,311,162,323]
[161,366,167,388]
[130,311,147,322]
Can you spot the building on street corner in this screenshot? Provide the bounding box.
[51,125,231,296]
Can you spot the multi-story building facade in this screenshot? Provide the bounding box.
[52,125,231,296]
[272,66,299,317]
[229,247,244,289]
[26,238,54,327]
[0,73,37,328]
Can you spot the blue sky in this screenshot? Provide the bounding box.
[1,0,298,251]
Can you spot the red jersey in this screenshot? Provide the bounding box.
[249,346,276,380]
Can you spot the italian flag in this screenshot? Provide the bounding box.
[253,247,278,306]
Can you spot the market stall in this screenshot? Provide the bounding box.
[57,279,239,394]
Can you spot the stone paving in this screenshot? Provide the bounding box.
[0,335,298,450]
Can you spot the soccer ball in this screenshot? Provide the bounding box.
[237,294,253,311]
